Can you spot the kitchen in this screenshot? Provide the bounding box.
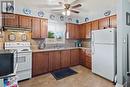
[0,0,130,87]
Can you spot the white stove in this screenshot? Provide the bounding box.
[5,42,32,81]
[5,42,32,52]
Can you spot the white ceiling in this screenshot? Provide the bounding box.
[16,0,117,18]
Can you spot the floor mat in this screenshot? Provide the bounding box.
[51,68,77,80]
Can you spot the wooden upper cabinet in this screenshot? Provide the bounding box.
[85,22,91,38]
[110,15,117,28]
[79,23,86,39]
[61,50,71,68]
[70,49,79,66]
[99,17,110,29]
[66,23,74,39]
[79,23,91,39]
[32,52,49,77]
[40,19,48,38]
[49,51,61,71]
[75,24,80,39]
[32,18,48,39]
[3,13,19,27]
[66,23,80,40]
[91,20,99,30]
[32,18,41,39]
[19,15,32,29]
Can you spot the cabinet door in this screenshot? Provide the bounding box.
[66,23,79,39]
[99,17,109,29]
[66,23,71,39]
[70,49,79,66]
[3,13,19,27]
[49,51,61,71]
[61,50,71,68]
[110,15,117,28]
[79,49,86,66]
[74,25,80,39]
[85,22,91,38]
[32,18,41,38]
[91,20,99,30]
[66,23,74,39]
[79,24,86,39]
[32,52,49,77]
[19,15,32,29]
[85,56,92,69]
[40,19,48,38]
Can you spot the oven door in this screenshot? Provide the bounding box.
[16,52,32,72]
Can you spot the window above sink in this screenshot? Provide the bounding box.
[46,20,65,44]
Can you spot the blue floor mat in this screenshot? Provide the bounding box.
[51,68,77,80]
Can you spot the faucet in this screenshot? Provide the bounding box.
[53,43,58,49]
[38,40,46,49]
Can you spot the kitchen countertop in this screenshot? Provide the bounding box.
[32,47,91,53]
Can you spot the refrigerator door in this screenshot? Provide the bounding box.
[92,44,115,81]
[92,28,115,44]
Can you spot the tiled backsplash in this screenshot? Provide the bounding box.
[0,31,91,50]
[4,31,31,42]
[31,39,76,50]
[32,39,91,50]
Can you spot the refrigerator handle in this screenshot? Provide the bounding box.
[92,32,95,55]
[92,41,95,55]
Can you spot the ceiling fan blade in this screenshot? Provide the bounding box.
[70,0,81,5]
[36,4,62,8]
[70,10,80,13]
[71,4,82,9]
[51,9,64,11]
[59,2,64,5]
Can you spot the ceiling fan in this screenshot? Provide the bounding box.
[51,0,82,16]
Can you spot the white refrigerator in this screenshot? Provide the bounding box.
[91,28,116,81]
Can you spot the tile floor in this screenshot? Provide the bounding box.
[19,65,114,87]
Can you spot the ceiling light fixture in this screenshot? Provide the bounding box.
[62,10,70,16]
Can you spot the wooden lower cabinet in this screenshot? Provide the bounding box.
[80,49,86,66]
[32,52,49,77]
[61,50,71,68]
[32,49,91,77]
[85,55,91,69]
[70,49,79,66]
[80,49,92,69]
[49,51,61,71]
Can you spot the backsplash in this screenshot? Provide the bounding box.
[31,39,77,50]
[81,39,91,48]
[4,31,31,42]
[0,31,91,50]
[32,39,91,50]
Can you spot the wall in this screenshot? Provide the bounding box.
[116,0,130,86]
[79,8,116,24]
[0,0,116,50]
[15,0,116,24]
[14,1,80,24]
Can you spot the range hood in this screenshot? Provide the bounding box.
[3,27,31,32]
